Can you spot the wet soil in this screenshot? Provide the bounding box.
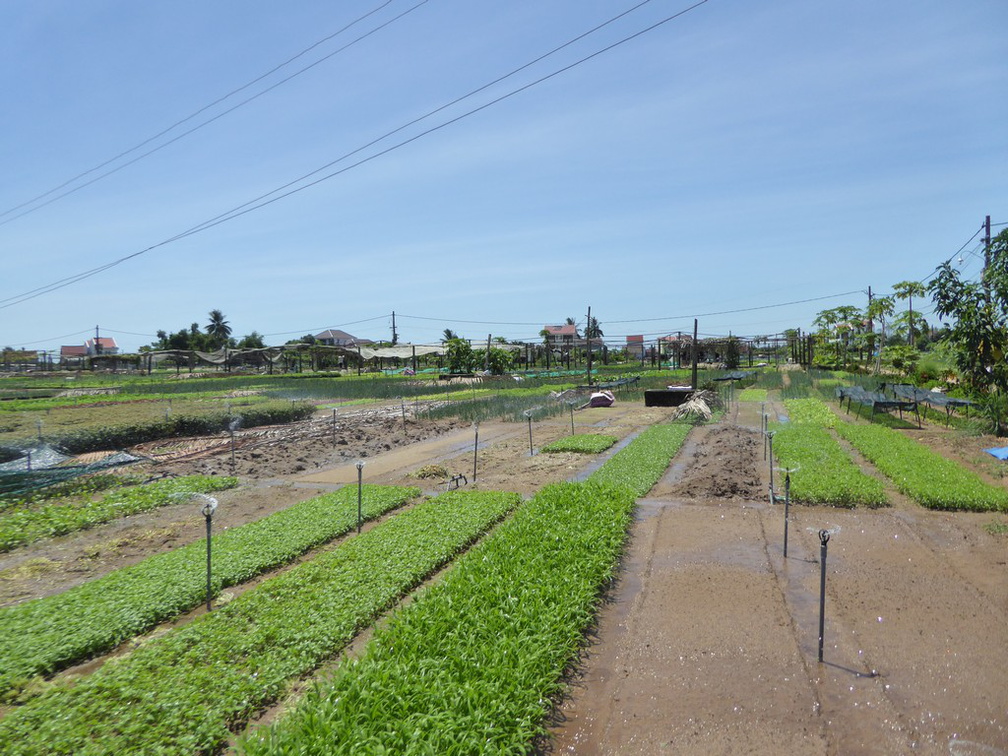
[2,398,1006,754]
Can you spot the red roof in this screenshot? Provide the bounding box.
[61,345,87,356]
[543,324,577,337]
[84,337,118,350]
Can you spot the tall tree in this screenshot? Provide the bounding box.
[929,228,1008,392]
[206,310,232,349]
[564,317,581,338]
[892,280,926,347]
[585,316,603,339]
[442,328,458,343]
[866,296,895,374]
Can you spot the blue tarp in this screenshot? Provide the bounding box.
[984,447,1008,460]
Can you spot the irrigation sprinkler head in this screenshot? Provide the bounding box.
[228,417,242,432]
[808,525,841,538]
[188,493,218,519]
[355,460,365,472]
[773,464,801,475]
[819,529,830,546]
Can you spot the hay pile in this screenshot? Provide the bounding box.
[671,389,723,422]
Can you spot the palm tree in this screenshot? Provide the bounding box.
[892,280,926,348]
[442,328,458,343]
[564,317,581,338]
[585,316,603,339]
[206,309,232,349]
[867,296,895,374]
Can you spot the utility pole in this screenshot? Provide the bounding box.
[984,215,992,306]
[586,305,592,386]
[95,325,102,355]
[391,311,398,345]
[866,286,873,363]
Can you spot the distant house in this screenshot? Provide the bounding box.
[314,329,373,348]
[84,337,119,356]
[542,324,577,349]
[59,345,86,367]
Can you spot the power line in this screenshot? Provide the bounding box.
[0,0,423,226]
[606,290,862,323]
[0,0,710,309]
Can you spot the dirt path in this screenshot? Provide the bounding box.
[546,410,1008,755]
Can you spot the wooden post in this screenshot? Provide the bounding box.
[691,319,699,389]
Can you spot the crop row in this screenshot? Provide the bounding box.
[0,472,127,510]
[0,484,418,698]
[241,480,634,755]
[541,433,618,454]
[834,422,1008,511]
[0,489,519,755]
[782,397,839,427]
[770,422,887,508]
[0,474,238,552]
[53,400,317,454]
[241,424,691,751]
[588,423,692,496]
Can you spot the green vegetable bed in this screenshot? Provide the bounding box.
[541,433,618,454]
[0,484,418,698]
[835,422,1008,511]
[241,480,633,755]
[589,423,691,496]
[0,490,519,755]
[0,475,237,552]
[771,423,887,507]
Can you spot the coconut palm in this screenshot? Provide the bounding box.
[206,309,232,349]
[892,280,926,347]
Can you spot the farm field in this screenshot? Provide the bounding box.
[0,376,1005,754]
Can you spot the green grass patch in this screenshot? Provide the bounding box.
[984,519,1008,535]
[541,434,618,454]
[738,388,768,402]
[835,423,1008,511]
[0,484,418,699]
[0,490,518,754]
[0,475,237,552]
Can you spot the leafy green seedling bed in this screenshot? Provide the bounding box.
[241,481,632,755]
[541,434,618,454]
[836,422,1008,511]
[588,423,691,496]
[0,475,237,552]
[0,484,418,698]
[0,490,518,754]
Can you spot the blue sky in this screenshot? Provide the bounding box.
[1,0,1005,354]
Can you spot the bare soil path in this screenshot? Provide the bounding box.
[546,409,1007,755]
